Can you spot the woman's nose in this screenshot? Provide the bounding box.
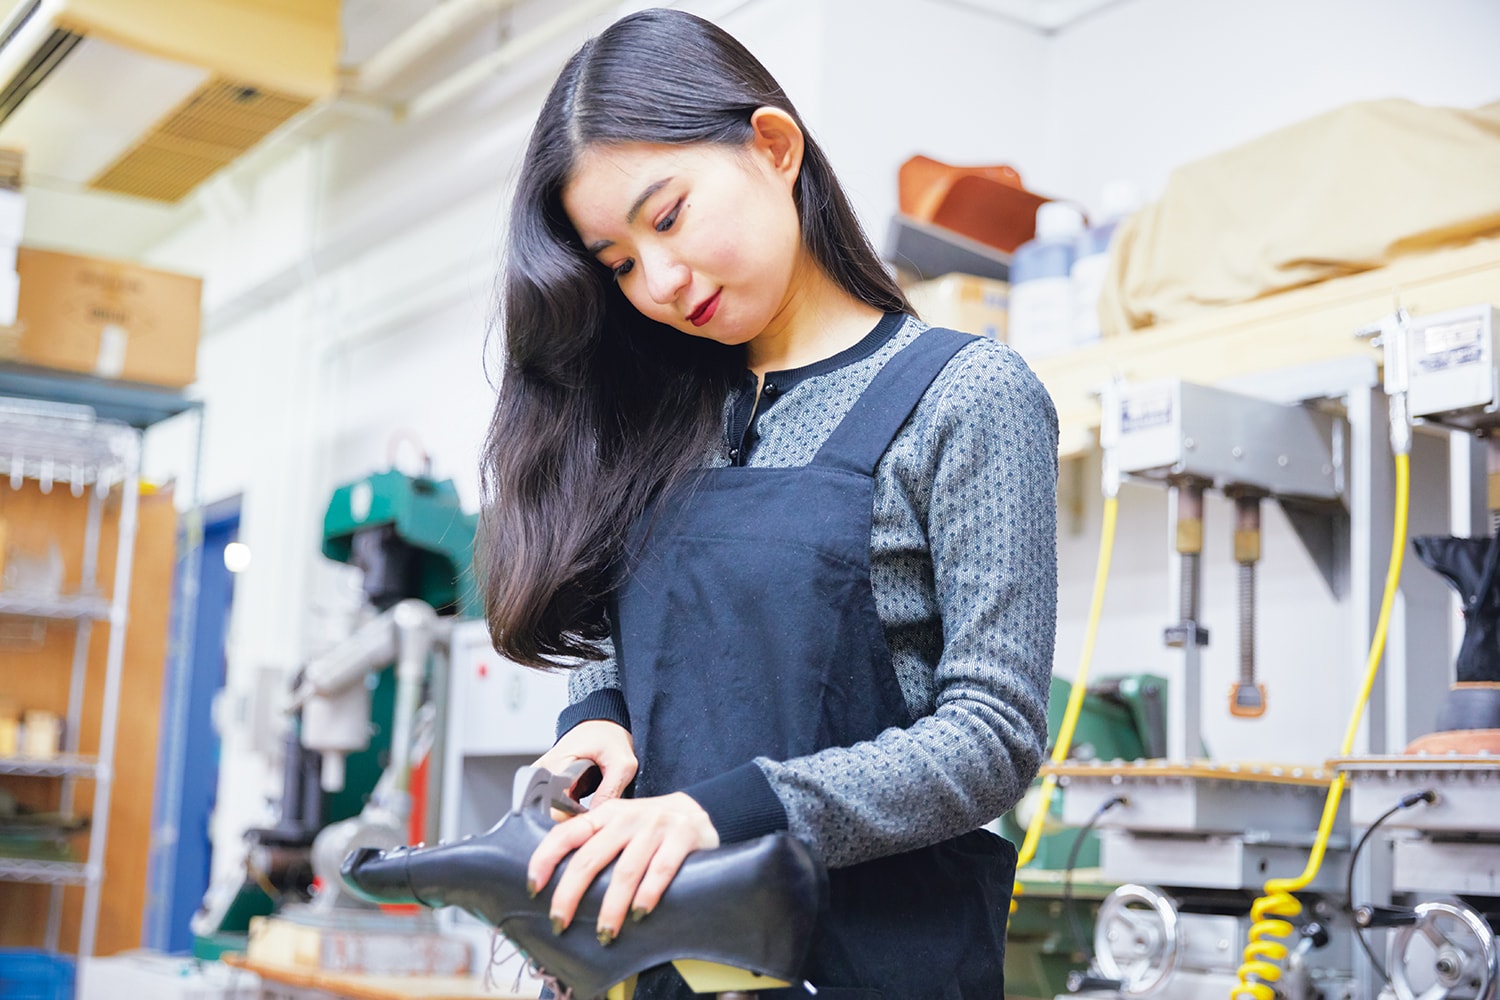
[642,250,690,306]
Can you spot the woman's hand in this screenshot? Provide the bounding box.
[532,719,638,809]
[528,792,719,944]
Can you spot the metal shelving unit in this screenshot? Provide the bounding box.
[0,396,142,958]
[1,365,204,959]
[0,858,91,885]
[0,753,100,778]
[0,593,112,621]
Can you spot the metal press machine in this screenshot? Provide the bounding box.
[1055,306,1500,1000]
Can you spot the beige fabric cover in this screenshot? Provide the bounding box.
[1100,98,1500,336]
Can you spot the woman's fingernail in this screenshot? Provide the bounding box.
[596,927,616,947]
[551,916,565,936]
[526,878,538,899]
[629,907,649,923]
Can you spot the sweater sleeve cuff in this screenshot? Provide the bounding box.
[555,688,631,741]
[682,761,788,845]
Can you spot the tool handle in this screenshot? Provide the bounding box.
[1355,904,1420,928]
[1067,971,1125,993]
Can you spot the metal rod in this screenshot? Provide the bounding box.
[1229,493,1267,718]
[1174,481,1205,623]
[145,402,206,949]
[78,425,142,958]
[1237,560,1256,686]
[1165,481,1208,761]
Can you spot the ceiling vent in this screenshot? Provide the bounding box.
[0,0,339,203]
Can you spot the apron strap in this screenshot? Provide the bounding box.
[812,326,975,476]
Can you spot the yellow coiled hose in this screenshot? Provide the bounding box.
[1014,494,1119,899]
[1231,451,1410,1000]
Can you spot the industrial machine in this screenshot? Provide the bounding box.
[1055,372,1367,1000]
[192,468,478,956]
[1003,673,1169,1000]
[1047,307,1500,1000]
[1329,305,1500,1000]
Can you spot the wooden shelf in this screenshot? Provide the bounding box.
[1030,237,1500,459]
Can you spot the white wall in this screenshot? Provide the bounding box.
[1034,0,1500,764]
[133,0,1500,876]
[817,0,1050,243]
[1040,0,1500,216]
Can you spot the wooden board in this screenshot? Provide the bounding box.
[1032,236,1500,458]
[0,483,177,955]
[223,953,529,1000]
[1042,758,1334,788]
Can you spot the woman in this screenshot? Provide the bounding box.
[478,8,1058,998]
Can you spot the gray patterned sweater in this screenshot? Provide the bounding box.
[555,312,1058,869]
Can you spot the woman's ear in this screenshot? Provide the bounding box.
[749,106,805,190]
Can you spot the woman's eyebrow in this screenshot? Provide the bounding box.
[586,177,674,255]
[627,178,672,223]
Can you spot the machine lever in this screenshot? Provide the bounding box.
[1355,904,1420,928]
[1298,920,1331,949]
[1067,971,1125,993]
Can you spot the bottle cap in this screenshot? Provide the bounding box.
[1035,201,1085,242]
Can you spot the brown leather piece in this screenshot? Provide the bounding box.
[1404,729,1500,754]
[897,155,1051,253]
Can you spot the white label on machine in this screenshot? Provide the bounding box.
[1417,317,1485,373]
[1121,389,1174,434]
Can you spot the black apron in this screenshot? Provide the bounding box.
[615,327,1016,1000]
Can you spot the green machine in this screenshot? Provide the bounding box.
[1002,672,1167,1000]
[193,469,478,958]
[321,469,479,619]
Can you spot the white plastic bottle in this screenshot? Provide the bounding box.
[1071,180,1141,347]
[0,185,24,327]
[1007,201,1085,360]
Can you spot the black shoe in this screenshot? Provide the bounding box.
[341,766,826,999]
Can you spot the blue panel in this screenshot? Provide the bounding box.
[149,507,237,953]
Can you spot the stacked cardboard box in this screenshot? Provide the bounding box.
[3,247,202,389]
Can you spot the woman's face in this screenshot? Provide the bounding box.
[562,133,805,348]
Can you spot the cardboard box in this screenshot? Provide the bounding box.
[905,272,1009,342]
[8,247,202,388]
[247,915,473,976]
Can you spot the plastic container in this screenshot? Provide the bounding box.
[1007,201,1085,360]
[1070,180,1142,347]
[0,949,77,1000]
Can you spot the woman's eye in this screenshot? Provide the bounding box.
[655,199,682,233]
[611,259,635,281]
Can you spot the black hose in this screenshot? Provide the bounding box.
[1065,796,1128,962]
[1345,789,1437,985]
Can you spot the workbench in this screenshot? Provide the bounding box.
[222,953,536,1000]
[1032,235,1500,458]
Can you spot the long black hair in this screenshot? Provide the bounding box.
[479,8,910,668]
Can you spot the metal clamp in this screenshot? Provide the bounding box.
[512,760,599,818]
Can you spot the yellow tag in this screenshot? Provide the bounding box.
[604,976,637,1000]
[672,960,791,993]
